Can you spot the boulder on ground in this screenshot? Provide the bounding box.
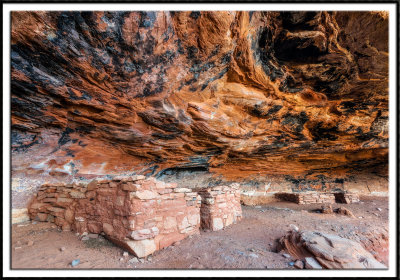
[279,230,386,269]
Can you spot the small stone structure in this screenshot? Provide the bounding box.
[333,193,360,204]
[196,183,242,231]
[28,176,242,258]
[275,192,336,204]
[275,192,360,204]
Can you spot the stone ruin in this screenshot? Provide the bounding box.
[196,184,242,231]
[275,192,360,205]
[27,176,242,258]
[333,193,360,204]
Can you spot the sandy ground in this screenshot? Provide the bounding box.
[11,196,388,270]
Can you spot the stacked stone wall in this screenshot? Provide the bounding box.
[28,176,202,257]
[334,193,360,204]
[275,192,336,204]
[197,183,242,231]
[28,176,243,257]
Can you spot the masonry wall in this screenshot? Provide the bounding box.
[275,192,360,204]
[197,183,242,231]
[27,176,243,258]
[333,193,360,204]
[28,176,202,258]
[275,192,336,204]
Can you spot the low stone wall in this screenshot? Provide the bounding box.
[275,192,336,204]
[275,192,361,204]
[28,176,203,258]
[28,176,242,258]
[197,183,242,231]
[333,193,360,204]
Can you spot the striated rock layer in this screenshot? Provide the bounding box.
[278,230,387,269]
[11,11,388,208]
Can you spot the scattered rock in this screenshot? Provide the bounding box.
[14,247,22,250]
[71,259,80,267]
[279,231,387,269]
[123,251,129,257]
[321,205,333,214]
[255,206,262,209]
[377,208,382,212]
[147,256,153,262]
[37,213,48,221]
[27,240,34,246]
[32,221,37,225]
[288,261,295,266]
[139,258,145,263]
[283,253,291,258]
[335,207,356,218]
[60,247,66,252]
[294,260,304,269]
[119,257,124,262]
[235,249,245,256]
[17,223,28,227]
[289,224,299,232]
[81,236,89,241]
[129,257,139,263]
[88,233,99,239]
[249,253,259,258]
[305,257,322,269]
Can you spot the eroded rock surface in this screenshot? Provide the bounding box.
[11,11,388,207]
[279,230,386,269]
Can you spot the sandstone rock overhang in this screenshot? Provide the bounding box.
[10,11,388,208]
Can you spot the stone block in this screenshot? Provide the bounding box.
[42,198,57,203]
[212,218,224,231]
[102,223,114,236]
[69,191,86,199]
[130,190,158,200]
[121,182,140,192]
[87,180,98,191]
[55,197,73,207]
[64,209,75,223]
[126,239,156,258]
[37,212,48,222]
[87,222,102,233]
[164,216,177,230]
[174,188,191,193]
